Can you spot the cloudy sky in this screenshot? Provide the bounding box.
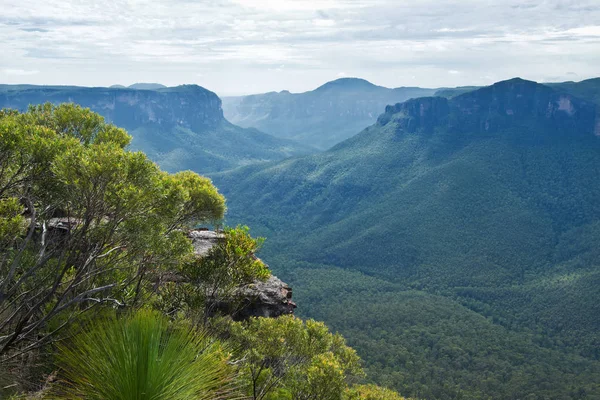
[1,0,599,95]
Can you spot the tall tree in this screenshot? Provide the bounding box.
[225,315,363,400]
[0,104,225,359]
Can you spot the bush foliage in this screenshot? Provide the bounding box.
[0,104,405,400]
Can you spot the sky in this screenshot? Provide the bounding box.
[1,0,599,96]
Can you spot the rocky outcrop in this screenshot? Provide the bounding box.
[188,229,224,257]
[238,276,295,319]
[187,230,296,320]
[211,275,296,320]
[377,78,597,137]
[0,85,224,132]
[0,84,311,174]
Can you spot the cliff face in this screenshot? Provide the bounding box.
[0,85,311,174]
[378,78,598,137]
[94,86,224,133]
[0,85,223,132]
[188,230,296,320]
[222,78,436,150]
[450,78,597,135]
[377,96,449,133]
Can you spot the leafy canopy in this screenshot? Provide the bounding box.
[154,225,271,324]
[225,314,363,400]
[0,103,225,357]
[344,384,407,400]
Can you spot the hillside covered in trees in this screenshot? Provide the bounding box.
[213,78,600,399]
[0,84,312,174]
[222,78,436,150]
[0,104,403,400]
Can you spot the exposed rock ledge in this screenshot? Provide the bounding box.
[29,224,295,319]
[188,230,296,319]
[188,229,224,257]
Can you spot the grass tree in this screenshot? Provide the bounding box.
[51,310,238,400]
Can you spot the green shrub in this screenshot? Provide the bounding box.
[51,310,237,400]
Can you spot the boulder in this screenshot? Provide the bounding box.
[187,230,296,319]
[230,275,296,320]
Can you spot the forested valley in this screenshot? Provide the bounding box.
[0,104,404,399]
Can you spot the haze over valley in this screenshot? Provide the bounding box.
[2,1,600,399]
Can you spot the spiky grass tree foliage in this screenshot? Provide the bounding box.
[51,310,238,400]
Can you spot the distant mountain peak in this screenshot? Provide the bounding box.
[454,77,575,111]
[494,76,530,84]
[315,77,379,91]
[128,83,167,90]
[378,77,597,136]
[451,78,538,101]
[488,77,543,92]
[221,80,437,149]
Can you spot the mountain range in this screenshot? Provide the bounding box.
[4,75,600,398]
[212,78,600,399]
[0,84,311,173]
[222,78,438,150]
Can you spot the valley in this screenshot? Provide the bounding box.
[0,84,312,173]
[212,78,600,399]
[3,0,599,398]
[222,78,437,150]
[2,76,599,399]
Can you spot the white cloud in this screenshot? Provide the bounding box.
[229,0,359,12]
[313,19,336,27]
[0,0,598,94]
[565,25,600,36]
[3,68,39,76]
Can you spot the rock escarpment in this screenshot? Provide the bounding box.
[0,84,223,132]
[378,78,597,137]
[0,84,311,174]
[28,223,295,319]
[188,230,296,319]
[222,77,436,150]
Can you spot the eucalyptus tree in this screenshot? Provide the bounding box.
[0,104,225,359]
[226,315,363,400]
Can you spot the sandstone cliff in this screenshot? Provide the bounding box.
[189,230,296,320]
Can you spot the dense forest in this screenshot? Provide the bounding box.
[0,84,311,174]
[0,104,403,399]
[213,78,600,399]
[3,77,600,399]
[222,78,436,150]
